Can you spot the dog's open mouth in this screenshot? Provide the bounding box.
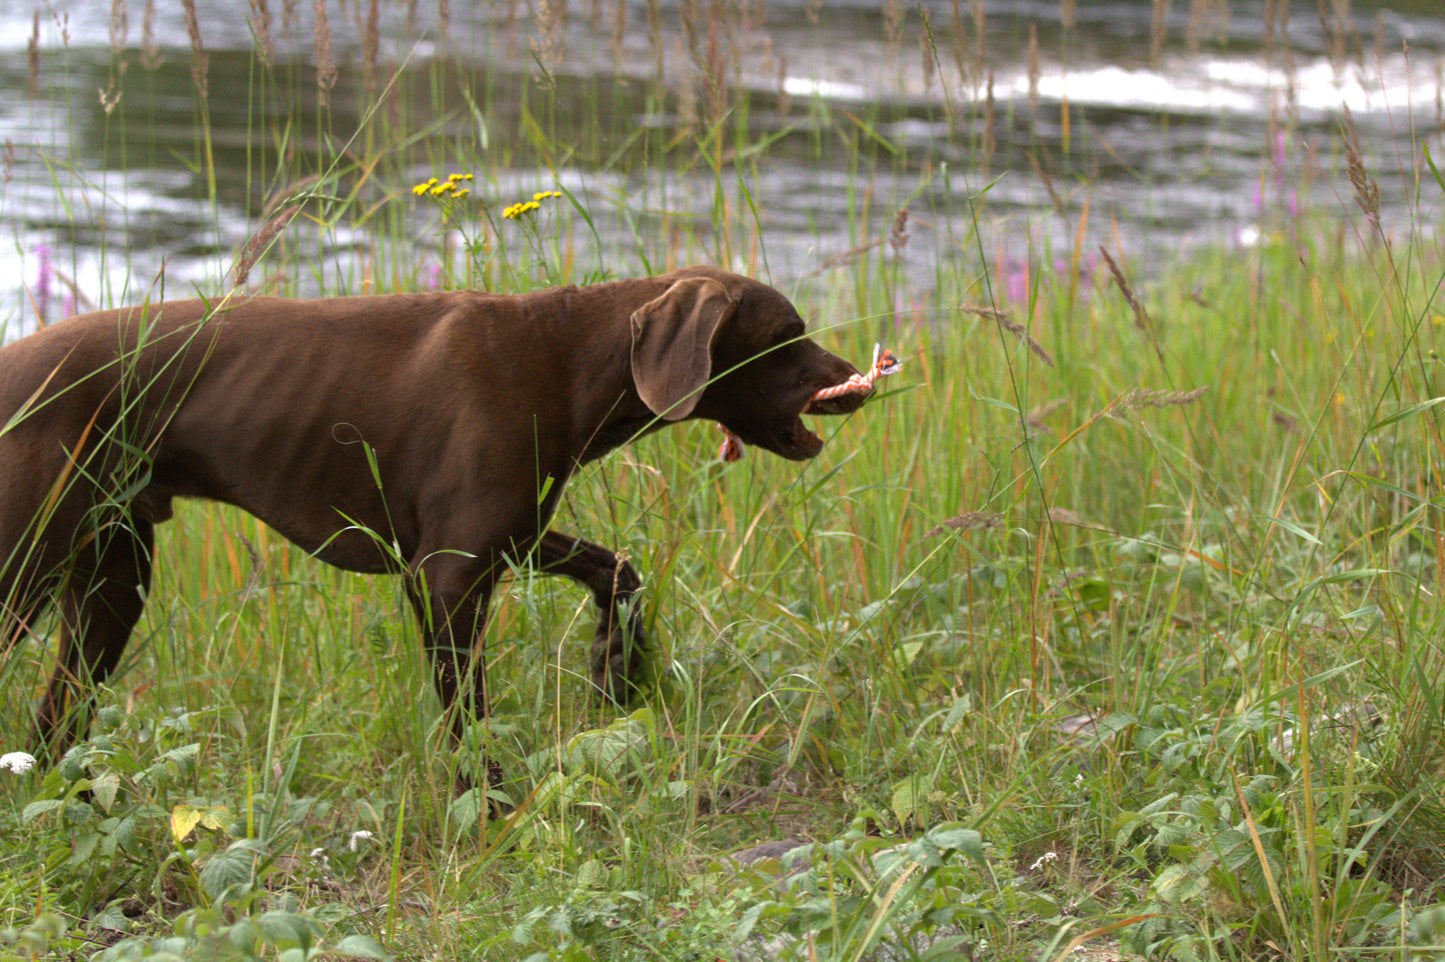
[785,386,875,458]
[776,387,874,460]
[720,413,824,462]
[719,381,876,462]
[784,415,826,460]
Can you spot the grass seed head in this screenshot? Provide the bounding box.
[1112,386,1210,412]
[181,0,208,99]
[233,205,301,288]
[926,511,1004,537]
[314,0,336,109]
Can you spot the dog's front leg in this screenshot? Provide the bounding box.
[535,530,646,705]
[403,565,502,800]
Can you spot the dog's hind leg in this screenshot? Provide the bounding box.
[535,530,646,706]
[34,519,154,758]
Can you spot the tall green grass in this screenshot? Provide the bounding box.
[3,3,1445,960]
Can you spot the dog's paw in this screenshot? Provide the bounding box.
[589,614,647,706]
[452,759,511,819]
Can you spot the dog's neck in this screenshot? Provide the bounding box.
[555,300,665,465]
[575,367,675,464]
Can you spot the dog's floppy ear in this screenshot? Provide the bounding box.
[630,276,737,420]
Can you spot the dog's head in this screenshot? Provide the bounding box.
[629,268,869,461]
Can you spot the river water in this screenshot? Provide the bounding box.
[1,1,1442,339]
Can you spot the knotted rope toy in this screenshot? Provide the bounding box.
[717,343,901,462]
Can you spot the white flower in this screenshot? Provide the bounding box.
[1,752,36,774]
[348,830,375,852]
[1029,851,1058,872]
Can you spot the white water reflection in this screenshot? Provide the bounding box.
[1,1,1443,341]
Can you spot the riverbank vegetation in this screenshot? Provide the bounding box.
[3,2,1445,960]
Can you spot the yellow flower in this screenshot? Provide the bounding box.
[501,190,561,220]
[503,200,542,219]
[452,187,470,199]
[414,173,474,198]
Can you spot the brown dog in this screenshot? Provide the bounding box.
[0,266,871,788]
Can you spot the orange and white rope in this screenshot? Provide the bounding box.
[718,344,900,462]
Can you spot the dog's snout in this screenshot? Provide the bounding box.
[799,351,869,416]
[805,389,870,416]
